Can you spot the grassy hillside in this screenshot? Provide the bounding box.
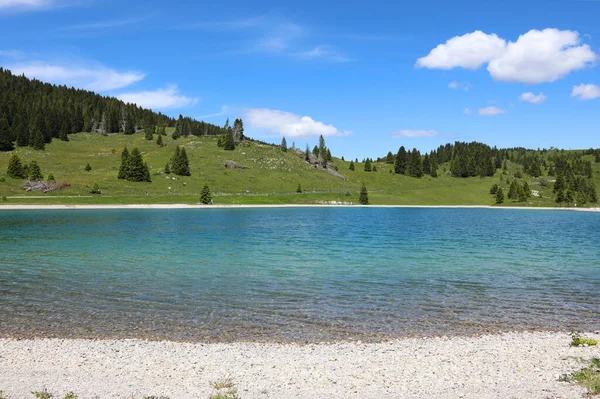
[0,132,598,206]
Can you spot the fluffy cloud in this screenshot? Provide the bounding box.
[488,29,596,84]
[392,130,440,138]
[8,62,144,91]
[118,85,198,109]
[519,92,547,104]
[478,106,506,116]
[0,0,50,8]
[243,108,349,139]
[571,84,600,100]
[416,31,506,69]
[417,29,597,84]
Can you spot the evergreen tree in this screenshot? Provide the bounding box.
[144,126,154,141]
[422,154,431,175]
[495,187,504,203]
[59,120,70,142]
[490,184,499,194]
[430,158,438,177]
[31,129,45,150]
[7,154,25,178]
[523,181,531,197]
[517,185,528,202]
[164,163,171,174]
[394,146,408,174]
[565,190,574,204]
[359,183,369,205]
[0,115,14,151]
[125,148,151,182]
[372,165,378,172]
[15,119,28,147]
[118,147,130,179]
[281,137,287,152]
[171,146,190,176]
[349,160,355,170]
[124,117,135,135]
[553,174,566,194]
[85,163,92,172]
[200,183,212,204]
[304,145,310,161]
[318,135,326,159]
[296,183,302,193]
[47,173,55,181]
[156,134,163,146]
[364,158,372,172]
[90,183,101,194]
[232,118,244,142]
[407,149,423,178]
[385,151,394,164]
[28,161,43,181]
[556,190,565,204]
[312,145,319,157]
[595,153,600,163]
[508,180,518,199]
[223,129,235,151]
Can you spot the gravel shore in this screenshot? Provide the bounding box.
[1,331,598,398]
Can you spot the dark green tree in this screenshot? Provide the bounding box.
[85,163,92,172]
[15,119,28,147]
[171,146,191,176]
[47,173,55,181]
[523,181,531,197]
[490,184,499,194]
[118,147,130,179]
[124,117,135,135]
[508,180,519,200]
[394,146,407,174]
[28,161,43,180]
[349,160,355,171]
[281,137,287,152]
[0,115,14,151]
[156,134,163,146]
[7,154,25,178]
[407,149,423,178]
[296,183,302,193]
[364,158,372,172]
[125,148,151,182]
[304,145,310,162]
[90,183,101,194]
[144,126,154,141]
[164,163,171,174]
[200,183,212,204]
[422,154,431,175]
[223,129,235,151]
[31,129,45,150]
[495,187,504,204]
[59,120,70,142]
[359,183,369,205]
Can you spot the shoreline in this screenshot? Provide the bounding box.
[1,331,597,398]
[1,203,599,212]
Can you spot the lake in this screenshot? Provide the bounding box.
[0,207,598,342]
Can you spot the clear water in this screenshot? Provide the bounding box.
[0,208,598,342]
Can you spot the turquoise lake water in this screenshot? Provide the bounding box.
[0,207,598,342]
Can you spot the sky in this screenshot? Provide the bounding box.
[0,0,599,160]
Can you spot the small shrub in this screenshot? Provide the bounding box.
[84,163,92,172]
[47,174,55,181]
[0,177,5,182]
[63,393,78,399]
[90,183,101,195]
[31,389,52,399]
[210,378,240,399]
[2,195,7,202]
[571,331,598,347]
[296,184,302,193]
[514,170,523,178]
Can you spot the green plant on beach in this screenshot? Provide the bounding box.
[209,378,240,399]
[31,389,52,399]
[0,390,7,399]
[63,393,77,399]
[142,396,170,399]
[571,331,598,347]
[559,358,600,395]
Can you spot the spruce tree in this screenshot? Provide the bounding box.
[59,120,70,142]
[364,158,372,172]
[171,146,190,176]
[118,147,130,179]
[156,134,163,146]
[508,180,518,199]
[296,183,302,193]
[7,154,25,178]
[164,163,171,174]
[517,185,528,202]
[349,160,355,171]
[90,183,101,194]
[125,148,151,182]
[31,129,45,150]
[304,145,310,162]
[145,126,154,141]
[359,183,369,205]
[281,137,287,152]
[490,184,499,194]
[200,183,212,204]
[0,115,14,151]
[223,129,235,151]
[15,120,28,147]
[395,146,407,174]
[523,181,531,197]
[124,118,135,135]
[495,187,504,204]
[565,190,574,204]
[28,161,43,181]
[422,154,431,175]
[85,163,92,172]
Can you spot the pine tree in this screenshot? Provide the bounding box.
[90,183,101,194]
[349,160,355,170]
[556,190,565,204]
[200,183,212,204]
[523,181,531,197]
[373,165,378,172]
[28,161,43,181]
[223,129,235,151]
[85,163,92,172]
[407,149,423,178]
[495,187,504,204]
[422,154,431,175]
[123,117,135,135]
[156,134,163,146]
[281,137,287,152]
[164,163,171,174]
[31,129,45,150]
[430,158,438,177]
[59,120,70,142]
[47,173,55,181]
[517,185,528,202]
[296,183,302,193]
[565,190,574,204]
[395,146,408,174]
[125,148,151,182]
[304,145,310,162]
[364,158,372,172]
[7,154,25,178]
[0,115,14,151]
[508,180,518,199]
[490,184,499,194]
[144,126,154,141]
[318,135,326,159]
[118,147,130,179]
[359,183,369,205]
[171,146,190,176]
[15,119,28,147]
[232,118,244,142]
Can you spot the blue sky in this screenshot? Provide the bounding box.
[0,0,599,159]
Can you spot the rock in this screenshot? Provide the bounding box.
[224,160,248,169]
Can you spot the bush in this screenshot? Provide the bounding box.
[90,183,101,195]
[84,163,92,172]
[571,331,598,347]
[47,174,55,181]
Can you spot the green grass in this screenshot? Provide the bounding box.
[0,132,598,206]
[560,358,600,395]
[571,332,599,347]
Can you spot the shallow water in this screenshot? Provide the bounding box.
[0,207,598,342]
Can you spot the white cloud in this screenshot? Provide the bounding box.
[448,81,471,90]
[417,29,597,84]
[118,85,198,109]
[463,108,474,115]
[571,84,600,100]
[488,29,596,84]
[8,62,144,91]
[478,106,506,116]
[519,92,547,104]
[294,46,349,62]
[392,130,440,138]
[0,0,50,9]
[416,31,506,69]
[243,108,350,139]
